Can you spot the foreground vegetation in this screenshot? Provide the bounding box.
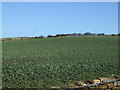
[2,36,119,88]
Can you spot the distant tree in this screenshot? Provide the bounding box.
[70,33,78,36]
[6,38,11,40]
[92,33,96,36]
[20,38,23,40]
[55,34,61,37]
[55,34,70,37]
[39,35,44,38]
[97,33,105,36]
[78,33,82,36]
[34,36,38,39]
[111,34,117,36]
[118,33,120,36]
[2,39,5,41]
[47,35,54,38]
[83,32,92,36]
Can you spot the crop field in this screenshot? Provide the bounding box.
[2,36,119,88]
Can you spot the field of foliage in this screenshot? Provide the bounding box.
[2,36,119,88]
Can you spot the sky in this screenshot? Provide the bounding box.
[2,2,118,38]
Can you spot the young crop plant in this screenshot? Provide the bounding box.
[2,36,118,88]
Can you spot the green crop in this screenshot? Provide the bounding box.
[2,36,119,88]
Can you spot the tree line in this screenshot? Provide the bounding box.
[2,32,119,41]
[34,32,119,38]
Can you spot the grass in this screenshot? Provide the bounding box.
[2,36,119,88]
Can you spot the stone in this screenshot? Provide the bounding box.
[99,77,109,82]
[69,85,80,88]
[85,80,95,84]
[98,84,109,89]
[93,79,101,83]
[107,82,114,88]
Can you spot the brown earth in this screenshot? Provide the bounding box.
[0,37,36,41]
